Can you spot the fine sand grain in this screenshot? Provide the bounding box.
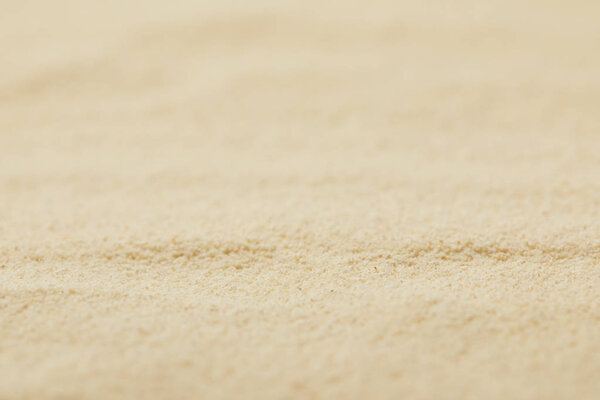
[1,1,599,399]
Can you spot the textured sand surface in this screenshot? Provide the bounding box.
[1,1,600,399]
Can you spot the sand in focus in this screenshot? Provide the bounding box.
[1,1,599,399]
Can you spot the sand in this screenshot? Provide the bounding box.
[1,0,599,398]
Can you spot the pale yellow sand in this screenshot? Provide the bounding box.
[1,1,599,399]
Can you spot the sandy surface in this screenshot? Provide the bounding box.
[1,0,600,399]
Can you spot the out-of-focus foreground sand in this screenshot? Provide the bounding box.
[1,1,599,399]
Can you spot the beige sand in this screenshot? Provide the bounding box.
[1,0,599,398]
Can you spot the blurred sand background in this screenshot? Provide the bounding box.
[1,0,600,398]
